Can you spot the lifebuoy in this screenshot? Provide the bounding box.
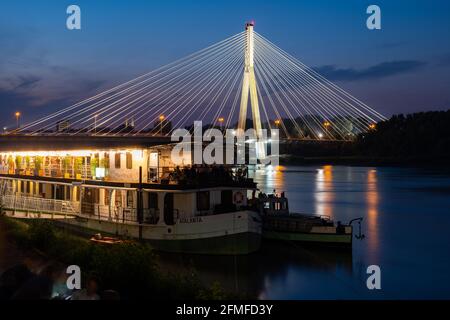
[234,191,244,204]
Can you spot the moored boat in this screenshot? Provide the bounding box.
[258,193,354,247]
[0,143,262,255]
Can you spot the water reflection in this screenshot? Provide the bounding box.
[157,165,358,299]
[366,169,380,259]
[174,165,450,299]
[257,165,286,192]
[315,165,334,219]
[3,165,449,299]
[158,243,353,299]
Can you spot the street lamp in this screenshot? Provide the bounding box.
[274,119,281,126]
[15,112,21,129]
[369,123,376,130]
[159,115,165,135]
[218,117,224,132]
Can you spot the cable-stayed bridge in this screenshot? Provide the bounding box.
[9,22,386,141]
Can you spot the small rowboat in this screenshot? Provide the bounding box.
[90,233,128,245]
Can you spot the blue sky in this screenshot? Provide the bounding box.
[1,0,450,128]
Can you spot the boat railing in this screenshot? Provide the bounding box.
[118,207,137,223]
[1,194,79,216]
[0,192,143,224]
[94,204,110,218]
[77,204,138,223]
[143,208,159,224]
[0,163,94,180]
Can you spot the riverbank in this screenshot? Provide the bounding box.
[0,218,49,275]
[280,154,450,167]
[279,111,450,167]
[0,217,233,300]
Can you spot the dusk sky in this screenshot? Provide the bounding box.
[1,0,450,129]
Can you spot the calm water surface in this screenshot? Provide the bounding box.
[161,165,450,299]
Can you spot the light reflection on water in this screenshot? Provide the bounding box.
[161,165,450,299]
[315,165,335,219]
[366,169,379,260]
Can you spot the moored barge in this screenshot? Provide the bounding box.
[258,192,353,247]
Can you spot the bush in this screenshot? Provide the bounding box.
[1,217,230,299]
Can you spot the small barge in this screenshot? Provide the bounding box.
[258,193,354,247]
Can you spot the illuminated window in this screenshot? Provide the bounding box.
[127,152,133,169]
[115,153,121,169]
[126,152,132,169]
[103,152,110,168]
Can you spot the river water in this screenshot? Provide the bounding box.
[3,165,450,299]
[161,165,450,299]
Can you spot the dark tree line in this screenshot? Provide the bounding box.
[356,110,450,159]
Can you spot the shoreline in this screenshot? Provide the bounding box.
[0,217,235,300]
[280,155,450,167]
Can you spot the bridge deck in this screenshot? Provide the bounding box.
[0,135,172,151]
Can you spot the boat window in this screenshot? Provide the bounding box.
[81,188,99,215]
[65,185,71,200]
[115,153,121,169]
[75,186,80,201]
[103,152,110,169]
[221,190,233,206]
[55,185,65,200]
[104,189,110,205]
[197,191,210,212]
[149,168,158,182]
[127,190,134,207]
[148,192,158,209]
[83,188,99,204]
[115,190,122,206]
[126,152,132,169]
[164,193,174,225]
[275,202,281,211]
[38,183,44,197]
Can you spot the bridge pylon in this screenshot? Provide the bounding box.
[238,21,263,135]
[238,21,265,158]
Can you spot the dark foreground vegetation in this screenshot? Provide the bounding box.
[282,110,450,166]
[1,217,232,300]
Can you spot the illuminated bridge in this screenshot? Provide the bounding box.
[5,22,386,142]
